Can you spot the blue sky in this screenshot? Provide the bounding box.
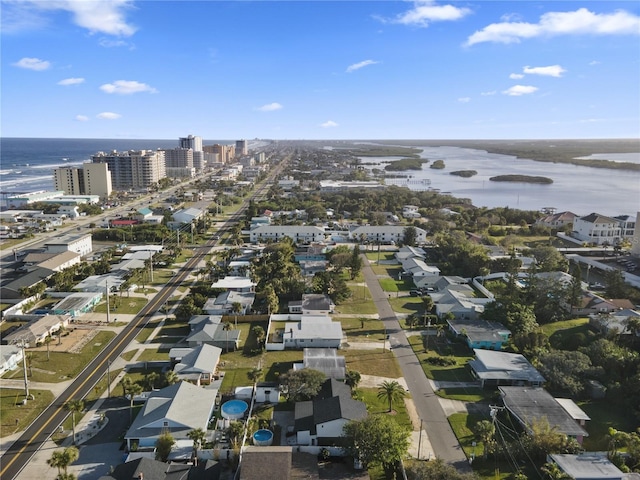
[2,0,639,139]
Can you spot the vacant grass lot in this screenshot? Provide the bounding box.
[340,317,385,343]
[365,252,397,263]
[579,399,640,451]
[343,349,402,378]
[408,334,474,382]
[388,296,424,314]
[3,331,116,383]
[1,388,55,438]
[539,317,596,349]
[94,297,148,315]
[335,284,378,314]
[436,387,494,402]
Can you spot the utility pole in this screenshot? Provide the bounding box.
[19,340,29,401]
[417,418,423,460]
[106,278,110,324]
[149,252,154,282]
[107,359,111,398]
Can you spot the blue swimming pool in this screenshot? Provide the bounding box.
[253,429,273,446]
[220,400,248,420]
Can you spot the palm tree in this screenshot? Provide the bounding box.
[187,427,207,462]
[119,374,132,398]
[345,370,361,390]
[64,399,84,445]
[247,368,263,384]
[43,335,53,361]
[164,370,179,386]
[124,381,143,424]
[252,325,266,348]
[231,302,242,328]
[55,446,79,475]
[472,419,496,459]
[222,322,232,353]
[376,380,406,413]
[541,462,572,480]
[47,449,65,477]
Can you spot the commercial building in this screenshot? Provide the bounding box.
[91,150,166,190]
[53,162,112,199]
[204,143,235,164]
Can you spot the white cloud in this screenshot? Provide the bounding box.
[458,97,471,103]
[466,8,640,46]
[75,115,89,122]
[256,102,283,112]
[589,60,601,66]
[481,91,497,96]
[13,57,51,71]
[99,38,131,48]
[523,65,566,77]
[381,1,471,27]
[100,80,157,95]
[58,77,85,86]
[346,60,380,73]
[509,73,524,79]
[320,120,339,128]
[502,85,539,96]
[97,112,121,120]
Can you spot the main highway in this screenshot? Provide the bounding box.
[0,153,288,480]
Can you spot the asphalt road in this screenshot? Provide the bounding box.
[0,158,288,480]
[360,256,471,471]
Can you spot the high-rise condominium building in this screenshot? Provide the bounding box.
[54,162,113,199]
[91,150,166,190]
[204,144,235,164]
[179,135,203,152]
[235,139,248,156]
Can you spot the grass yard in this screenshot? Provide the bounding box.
[334,284,378,314]
[539,317,596,349]
[579,400,640,451]
[262,350,305,381]
[365,252,397,263]
[3,331,116,383]
[340,317,386,343]
[94,297,148,315]
[388,296,424,314]
[1,388,55,438]
[436,387,494,402]
[135,318,161,343]
[343,349,402,378]
[408,334,474,382]
[137,347,169,362]
[121,350,137,361]
[359,387,413,432]
[448,412,487,459]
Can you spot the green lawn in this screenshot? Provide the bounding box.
[579,400,640,451]
[135,319,161,343]
[388,296,424,314]
[1,388,55,438]
[359,387,413,431]
[436,387,494,402]
[343,349,403,378]
[365,252,397,263]
[538,317,597,349]
[137,347,169,362]
[334,284,378,314]
[340,317,386,343]
[3,331,116,383]
[407,334,474,382]
[94,296,148,315]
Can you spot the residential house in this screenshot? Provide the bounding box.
[499,387,589,444]
[447,318,511,350]
[98,457,221,480]
[413,275,468,292]
[535,211,577,229]
[401,257,440,277]
[294,379,367,446]
[294,348,346,380]
[547,454,626,480]
[402,205,421,218]
[124,381,217,451]
[240,447,319,480]
[431,286,492,320]
[469,349,545,388]
[394,246,427,263]
[210,276,256,293]
[173,344,222,386]
[569,293,632,316]
[171,207,204,225]
[288,294,335,315]
[0,267,56,299]
[249,225,326,244]
[614,214,636,239]
[265,314,343,351]
[0,345,23,376]
[186,315,240,351]
[203,291,255,316]
[589,309,640,336]
[2,315,72,347]
[572,213,622,245]
[50,292,103,317]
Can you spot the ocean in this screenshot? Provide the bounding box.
[0,137,234,194]
[1,137,638,217]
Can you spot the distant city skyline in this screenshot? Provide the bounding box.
[1,1,639,140]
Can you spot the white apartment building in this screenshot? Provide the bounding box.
[350,225,428,244]
[44,233,93,257]
[53,162,112,199]
[91,150,166,190]
[249,225,326,244]
[179,134,202,151]
[573,213,623,245]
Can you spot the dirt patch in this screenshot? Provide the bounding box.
[29,327,99,354]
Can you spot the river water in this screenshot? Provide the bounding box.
[361,146,640,217]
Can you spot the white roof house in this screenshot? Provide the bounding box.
[0,345,23,376]
[124,381,217,450]
[172,207,204,224]
[210,276,256,292]
[266,314,343,351]
[401,257,440,277]
[549,454,625,480]
[173,344,222,386]
[469,349,545,387]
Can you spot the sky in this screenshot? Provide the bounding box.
[1,0,639,140]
